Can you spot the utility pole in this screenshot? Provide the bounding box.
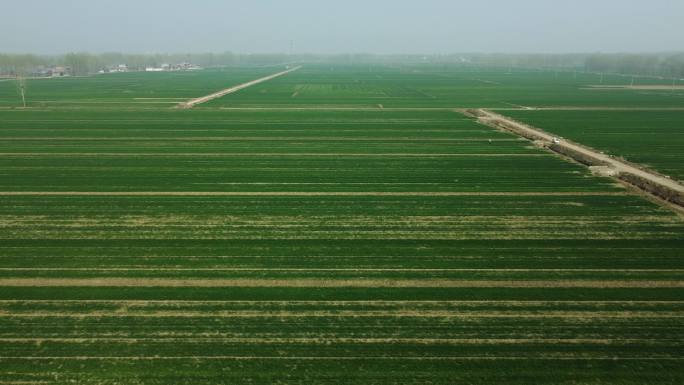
[16,75,26,108]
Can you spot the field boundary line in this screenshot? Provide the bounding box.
[0,278,681,288]
[0,191,630,197]
[0,137,516,141]
[1,268,680,272]
[216,107,456,111]
[489,107,684,111]
[0,337,666,344]
[0,153,546,158]
[177,66,301,108]
[0,356,681,361]
[2,311,681,319]
[0,299,684,306]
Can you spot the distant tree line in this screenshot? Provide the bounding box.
[461,53,587,70]
[0,52,304,76]
[462,53,684,79]
[1,52,683,79]
[0,54,55,75]
[583,53,684,78]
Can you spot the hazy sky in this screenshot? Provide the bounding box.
[2,0,682,54]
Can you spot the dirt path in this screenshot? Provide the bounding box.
[177,66,302,109]
[472,110,684,190]
[470,109,684,213]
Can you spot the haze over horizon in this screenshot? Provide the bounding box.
[1,0,682,55]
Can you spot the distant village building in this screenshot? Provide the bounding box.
[174,62,203,71]
[145,63,203,72]
[48,67,70,77]
[85,62,206,74]
[100,64,129,73]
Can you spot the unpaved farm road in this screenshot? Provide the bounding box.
[177,66,302,109]
[476,109,684,194]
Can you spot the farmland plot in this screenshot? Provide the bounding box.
[434,68,684,109]
[0,68,274,108]
[3,65,682,109]
[204,65,684,108]
[0,68,683,384]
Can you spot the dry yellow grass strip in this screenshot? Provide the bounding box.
[217,107,457,111]
[0,299,681,305]
[0,192,630,197]
[1,268,682,273]
[0,278,680,288]
[0,137,517,141]
[0,337,665,345]
[0,153,546,157]
[1,356,681,361]
[1,311,681,319]
[584,85,684,90]
[0,382,50,385]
